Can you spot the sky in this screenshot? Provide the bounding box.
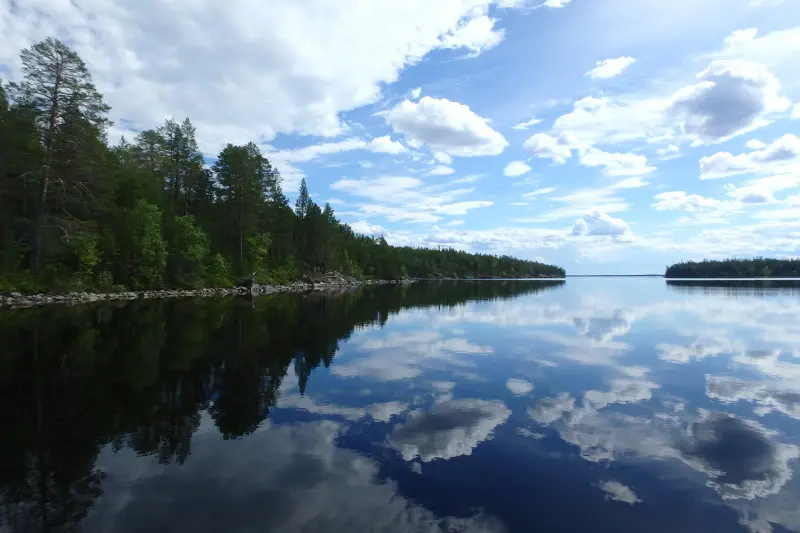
[1,0,799,274]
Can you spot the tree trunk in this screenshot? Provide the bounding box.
[31,66,61,273]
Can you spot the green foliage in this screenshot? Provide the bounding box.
[69,233,101,287]
[246,232,272,280]
[118,200,168,289]
[166,215,210,288]
[665,258,800,278]
[207,253,233,287]
[0,37,565,294]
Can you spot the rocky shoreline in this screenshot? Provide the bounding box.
[0,274,412,310]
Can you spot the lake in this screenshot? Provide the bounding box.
[2,278,800,533]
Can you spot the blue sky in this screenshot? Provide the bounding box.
[2,0,799,274]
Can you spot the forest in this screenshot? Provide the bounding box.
[0,281,563,529]
[0,38,564,294]
[665,258,800,278]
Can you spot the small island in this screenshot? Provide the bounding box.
[665,258,800,278]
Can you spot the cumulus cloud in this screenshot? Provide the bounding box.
[578,148,656,177]
[706,376,800,421]
[332,332,495,381]
[699,134,800,179]
[656,144,680,158]
[679,413,799,501]
[523,132,580,163]
[530,381,799,503]
[440,15,505,58]
[571,212,631,237]
[369,135,408,154]
[538,30,796,159]
[573,309,632,344]
[350,220,387,236]
[428,165,457,176]
[652,191,733,213]
[550,96,668,148]
[0,0,531,159]
[598,481,641,505]
[504,161,532,177]
[384,96,508,157]
[506,378,534,396]
[586,57,637,80]
[86,420,505,532]
[670,60,791,145]
[388,399,511,462]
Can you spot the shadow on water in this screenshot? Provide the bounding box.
[0,280,563,532]
[666,279,800,297]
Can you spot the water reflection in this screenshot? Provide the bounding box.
[2,278,800,533]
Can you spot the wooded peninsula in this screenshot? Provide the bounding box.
[665,258,800,278]
[0,38,564,294]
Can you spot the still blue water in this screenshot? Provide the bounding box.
[2,278,800,533]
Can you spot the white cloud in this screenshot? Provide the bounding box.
[523,132,580,163]
[504,160,532,177]
[746,139,767,150]
[266,135,408,188]
[794,104,800,119]
[540,29,796,156]
[656,144,680,158]
[369,135,407,154]
[428,165,456,176]
[433,152,453,164]
[670,60,791,145]
[550,96,669,148]
[652,191,732,212]
[385,96,509,157]
[706,375,800,421]
[506,378,534,396]
[699,134,800,179]
[713,27,800,81]
[409,87,422,100]
[521,187,555,199]
[598,481,642,505]
[522,184,631,222]
[512,117,543,130]
[578,148,656,177]
[89,420,505,532]
[330,176,492,224]
[440,15,505,58]
[541,0,572,7]
[0,0,531,160]
[350,220,387,236]
[586,57,637,80]
[571,211,631,237]
[725,174,800,205]
[388,399,511,462]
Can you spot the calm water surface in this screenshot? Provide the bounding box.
[2,278,800,533]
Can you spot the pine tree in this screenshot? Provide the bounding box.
[8,38,110,272]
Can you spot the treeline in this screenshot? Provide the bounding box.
[665,258,800,278]
[0,38,563,293]
[0,281,562,529]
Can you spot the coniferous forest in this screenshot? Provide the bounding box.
[665,258,800,278]
[0,38,564,294]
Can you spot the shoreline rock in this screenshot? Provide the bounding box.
[0,275,414,310]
